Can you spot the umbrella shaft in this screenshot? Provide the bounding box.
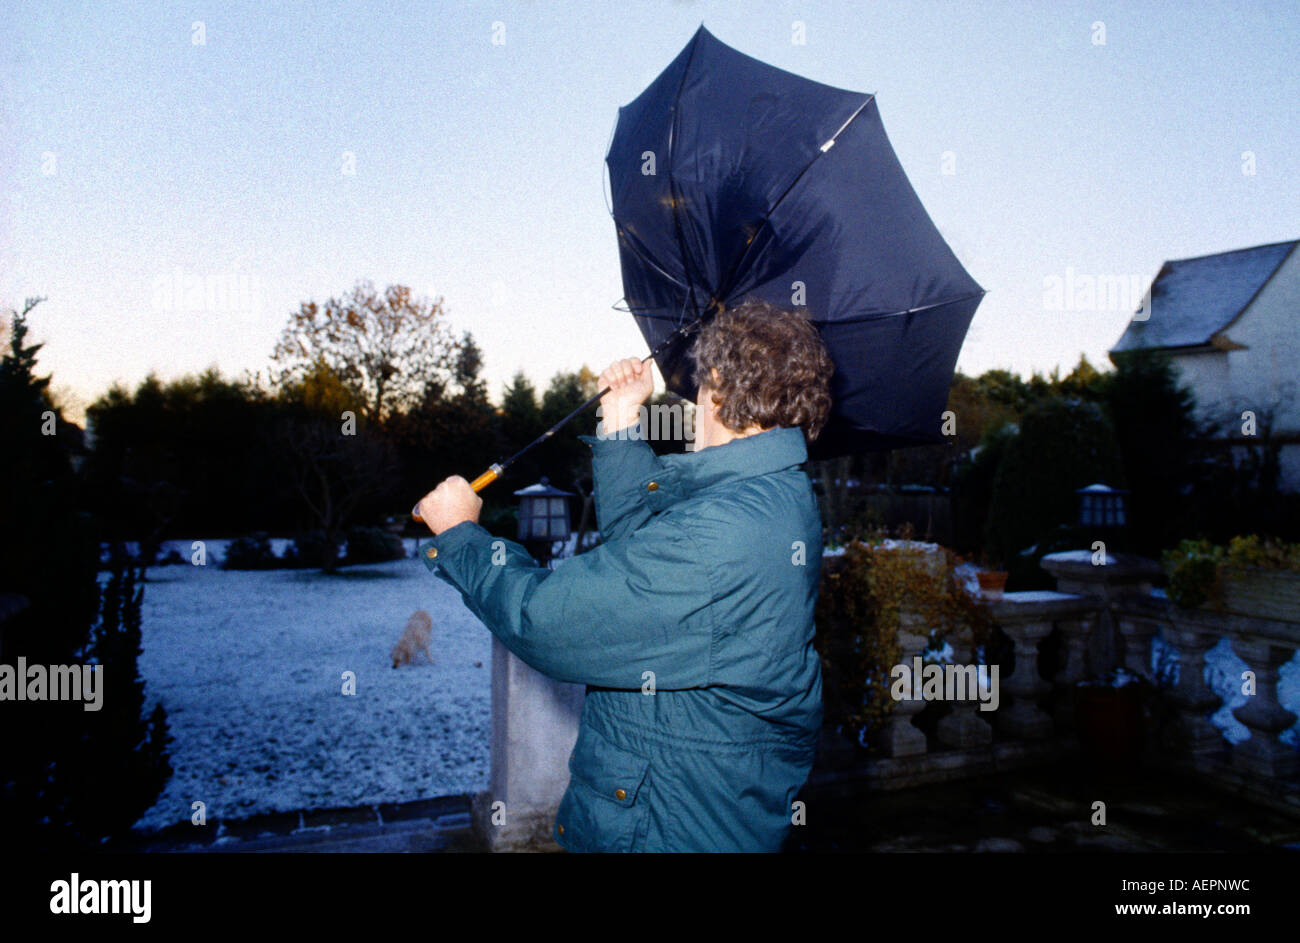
[479,317,708,477]
[412,314,706,521]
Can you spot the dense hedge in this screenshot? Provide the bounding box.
[986,397,1126,589]
[344,527,406,565]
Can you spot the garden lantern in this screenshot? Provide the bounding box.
[1076,482,1128,530]
[515,478,575,563]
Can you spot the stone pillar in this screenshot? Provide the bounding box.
[998,619,1055,739]
[936,625,994,749]
[880,614,929,757]
[1039,551,1163,678]
[471,637,585,851]
[1159,624,1223,756]
[1229,638,1299,780]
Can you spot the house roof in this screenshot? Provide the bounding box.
[1110,239,1298,354]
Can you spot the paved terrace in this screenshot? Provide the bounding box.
[111,751,1300,854]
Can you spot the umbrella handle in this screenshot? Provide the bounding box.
[410,464,504,521]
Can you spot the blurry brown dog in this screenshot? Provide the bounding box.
[391,610,433,668]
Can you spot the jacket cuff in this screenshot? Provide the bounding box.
[418,520,494,577]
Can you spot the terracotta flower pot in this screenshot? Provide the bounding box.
[976,570,1008,601]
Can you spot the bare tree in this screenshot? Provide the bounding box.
[265,358,398,572]
[270,412,395,573]
[270,281,457,424]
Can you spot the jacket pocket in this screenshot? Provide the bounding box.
[556,724,651,853]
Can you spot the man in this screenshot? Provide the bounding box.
[415,298,834,852]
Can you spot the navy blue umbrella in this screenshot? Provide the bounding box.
[606,25,985,459]
[413,25,983,518]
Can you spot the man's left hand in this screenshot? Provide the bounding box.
[415,476,483,536]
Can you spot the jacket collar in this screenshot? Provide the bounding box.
[648,426,808,507]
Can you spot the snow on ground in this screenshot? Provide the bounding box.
[130,540,490,833]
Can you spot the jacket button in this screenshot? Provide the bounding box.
[425,547,438,559]
[646,481,659,492]
[615,788,627,801]
[557,824,564,835]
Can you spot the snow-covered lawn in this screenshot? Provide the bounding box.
[131,539,490,833]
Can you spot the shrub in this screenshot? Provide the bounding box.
[949,421,1017,556]
[285,530,337,570]
[82,554,172,842]
[1,548,172,850]
[344,526,405,565]
[986,397,1126,589]
[221,532,280,570]
[478,503,519,541]
[815,525,995,748]
[156,547,186,566]
[1161,538,1222,609]
[1224,534,1300,570]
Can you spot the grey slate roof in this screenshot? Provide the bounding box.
[1111,239,1297,354]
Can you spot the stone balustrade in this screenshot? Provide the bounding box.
[1116,591,1299,791]
[474,546,1299,844]
[815,549,1299,818]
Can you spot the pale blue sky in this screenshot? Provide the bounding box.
[2,0,1296,419]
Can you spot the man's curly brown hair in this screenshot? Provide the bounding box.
[690,298,835,442]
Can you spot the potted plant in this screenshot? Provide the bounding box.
[1162,535,1300,623]
[975,549,1008,601]
[1074,667,1151,774]
[1161,538,1221,609]
[814,524,996,755]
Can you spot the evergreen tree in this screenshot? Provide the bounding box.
[454,331,489,405]
[499,371,545,486]
[986,396,1127,588]
[0,298,98,660]
[1101,348,1198,555]
[0,299,170,850]
[540,368,600,490]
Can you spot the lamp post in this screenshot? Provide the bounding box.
[514,477,575,565]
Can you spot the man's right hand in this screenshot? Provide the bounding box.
[598,357,654,435]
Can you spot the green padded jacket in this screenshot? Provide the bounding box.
[419,422,824,852]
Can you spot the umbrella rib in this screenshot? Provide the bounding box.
[805,288,988,325]
[614,222,690,294]
[714,94,875,303]
[822,95,875,150]
[665,30,709,326]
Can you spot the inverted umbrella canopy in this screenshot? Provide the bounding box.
[606,25,985,459]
